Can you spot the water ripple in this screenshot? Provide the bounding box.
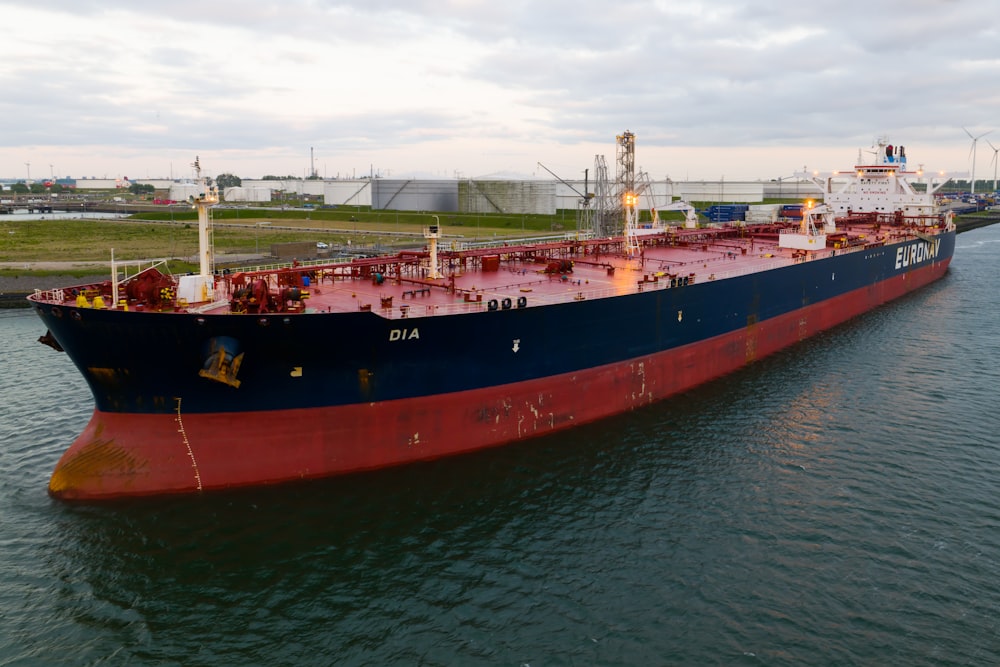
[3,227,1000,665]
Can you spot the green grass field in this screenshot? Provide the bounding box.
[0,208,615,269]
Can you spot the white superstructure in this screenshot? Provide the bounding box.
[798,138,957,222]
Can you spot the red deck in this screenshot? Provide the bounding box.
[195,224,898,319]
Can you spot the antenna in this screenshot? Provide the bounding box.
[963,126,992,195]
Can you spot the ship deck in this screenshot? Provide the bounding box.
[283,238,786,319]
[201,223,889,319]
[28,221,927,319]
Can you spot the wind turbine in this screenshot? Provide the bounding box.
[987,139,1000,194]
[963,126,992,195]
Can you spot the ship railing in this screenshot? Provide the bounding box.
[228,255,355,274]
[453,231,594,251]
[227,234,592,273]
[29,258,174,303]
[31,288,67,303]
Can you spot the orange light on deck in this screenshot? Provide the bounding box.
[806,199,815,209]
[624,193,637,206]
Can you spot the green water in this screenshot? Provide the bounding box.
[2,227,999,665]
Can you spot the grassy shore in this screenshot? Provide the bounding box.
[0,208,597,268]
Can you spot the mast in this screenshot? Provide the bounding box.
[191,156,219,281]
[175,155,220,304]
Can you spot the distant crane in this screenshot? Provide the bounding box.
[963,126,992,195]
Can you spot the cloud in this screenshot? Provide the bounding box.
[1,0,997,180]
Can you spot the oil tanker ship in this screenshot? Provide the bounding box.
[29,137,956,500]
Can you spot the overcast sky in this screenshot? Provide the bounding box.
[2,0,998,183]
